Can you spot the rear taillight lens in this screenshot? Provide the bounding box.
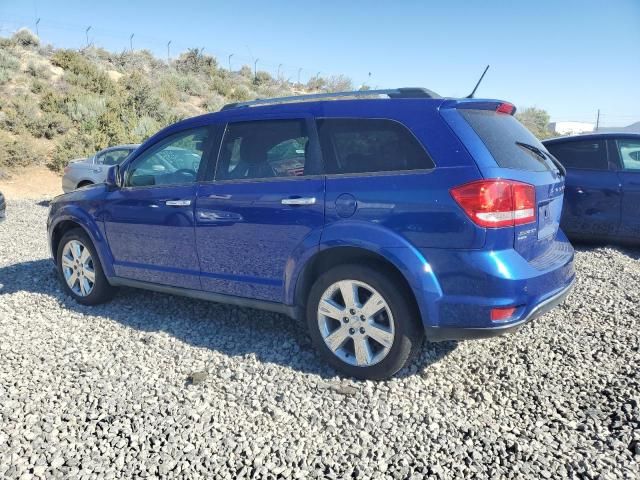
[63,166,70,174]
[450,179,536,228]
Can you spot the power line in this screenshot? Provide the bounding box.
[0,14,345,82]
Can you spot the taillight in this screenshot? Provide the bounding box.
[63,166,70,174]
[450,179,536,228]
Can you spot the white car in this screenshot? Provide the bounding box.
[62,144,140,193]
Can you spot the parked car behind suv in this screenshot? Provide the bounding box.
[62,144,139,193]
[47,89,575,379]
[543,133,640,243]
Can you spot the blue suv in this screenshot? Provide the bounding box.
[47,88,575,379]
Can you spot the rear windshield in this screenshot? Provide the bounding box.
[460,109,553,172]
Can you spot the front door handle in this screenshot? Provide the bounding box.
[281,197,316,206]
[165,199,191,207]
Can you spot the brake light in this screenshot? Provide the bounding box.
[496,102,515,115]
[450,179,536,228]
[491,306,517,321]
[63,166,70,174]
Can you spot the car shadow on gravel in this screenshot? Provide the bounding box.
[0,259,457,379]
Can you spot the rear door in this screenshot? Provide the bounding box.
[545,139,621,238]
[613,137,640,238]
[446,102,565,262]
[195,117,324,302]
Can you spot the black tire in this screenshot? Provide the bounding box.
[77,181,94,189]
[306,264,424,380]
[56,228,116,305]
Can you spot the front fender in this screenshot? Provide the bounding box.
[48,203,115,278]
[285,220,443,328]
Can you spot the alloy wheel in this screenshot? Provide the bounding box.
[61,240,96,297]
[317,279,395,367]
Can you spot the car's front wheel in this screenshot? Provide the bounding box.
[56,228,116,305]
[306,264,424,380]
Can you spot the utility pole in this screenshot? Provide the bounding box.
[167,40,171,63]
[228,53,234,71]
[254,58,259,80]
[297,68,302,85]
[129,33,134,52]
[85,26,91,48]
[277,63,283,80]
[35,18,40,37]
[595,109,600,131]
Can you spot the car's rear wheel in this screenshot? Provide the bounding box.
[306,264,424,379]
[56,228,115,305]
[77,181,94,188]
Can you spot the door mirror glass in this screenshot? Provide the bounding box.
[105,165,121,188]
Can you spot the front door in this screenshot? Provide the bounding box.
[195,118,324,302]
[103,126,213,289]
[614,137,640,238]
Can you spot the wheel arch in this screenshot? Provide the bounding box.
[76,179,95,188]
[49,210,114,278]
[289,239,442,329]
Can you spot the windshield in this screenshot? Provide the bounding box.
[460,109,555,172]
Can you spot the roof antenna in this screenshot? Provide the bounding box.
[466,65,490,98]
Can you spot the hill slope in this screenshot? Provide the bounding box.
[0,29,353,175]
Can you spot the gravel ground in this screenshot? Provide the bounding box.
[0,199,638,479]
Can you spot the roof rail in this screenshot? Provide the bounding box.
[220,87,441,111]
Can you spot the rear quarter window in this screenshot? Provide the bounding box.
[460,109,551,172]
[317,118,434,175]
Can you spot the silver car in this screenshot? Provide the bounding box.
[62,144,140,193]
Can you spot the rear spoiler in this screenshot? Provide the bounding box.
[440,99,517,115]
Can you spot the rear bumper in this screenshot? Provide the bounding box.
[425,277,575,341]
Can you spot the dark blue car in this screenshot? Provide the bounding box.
[543,133,640,243]
[47,89,575,379]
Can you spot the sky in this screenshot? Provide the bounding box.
[1,0,638,127]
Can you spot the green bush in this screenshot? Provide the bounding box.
[0,50,20,85]
[202,93,225,112]
[174,48,218,74]
[51,49,115,95]
[62,92,107,124]
[12,28,39,47]
[49,133,95,172]
[0,131,46,169]
[253,70,273,86]
[25,61,50,79]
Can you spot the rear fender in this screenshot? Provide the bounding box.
[286,220,443,328]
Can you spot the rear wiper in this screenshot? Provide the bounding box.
[516,141,566,177]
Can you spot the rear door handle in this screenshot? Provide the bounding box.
[165,199,191,206]
[281,197,316,206]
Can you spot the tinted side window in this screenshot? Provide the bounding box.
[216,120,309,180]
[617,139,640,171]
[545,140,607,170]
[126,127,209,187]
[317,119,434,175]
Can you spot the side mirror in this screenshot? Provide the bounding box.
[105,165,122,189]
